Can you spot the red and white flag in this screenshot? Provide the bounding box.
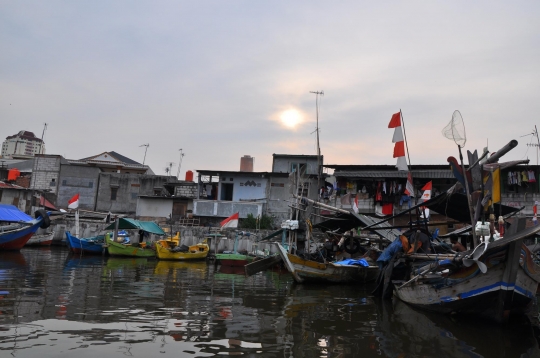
[388,112,408,171]
[352,195,359,214]
[420,181,432,218]
[220,212,239,228]
[68,193,80,209]
[404,172,414,197]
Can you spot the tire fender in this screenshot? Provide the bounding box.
[35,209,51,229]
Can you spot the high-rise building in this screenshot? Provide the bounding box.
[1,131,45,158]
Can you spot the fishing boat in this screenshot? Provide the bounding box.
[104,218,165,258]
[65,231,106,255]
[155,232,209,260]
[215,231,267,267]
[25,230,55,246]
[0,205,50,250]
[387,225,540,323]
[276,241,380,284]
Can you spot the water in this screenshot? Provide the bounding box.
[1,247,540,358]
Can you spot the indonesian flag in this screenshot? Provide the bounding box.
[404,172,414,197]
[420,181,432,219]
[389,112,408,171]
[220,212,239,228]
[353,195,359,214]
[68,193,80,209]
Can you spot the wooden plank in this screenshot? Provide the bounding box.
[244,255,282,276]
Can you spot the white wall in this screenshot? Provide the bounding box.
[136,198,173,218]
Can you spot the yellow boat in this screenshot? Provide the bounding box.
[155,233,209,260]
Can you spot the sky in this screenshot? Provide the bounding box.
[2,1,540,178]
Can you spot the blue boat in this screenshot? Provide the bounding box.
[65,231,105,255]
[0,205,50,250]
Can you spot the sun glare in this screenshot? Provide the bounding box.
[279,109,303,129]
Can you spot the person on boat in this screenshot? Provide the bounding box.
[450,235,466,252]
[408,230,432,254]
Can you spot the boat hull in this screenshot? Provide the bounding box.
[394,234,540,322]
[155,239,209,260]
[215,253,254,267]
[106,234,156,258]
[25,231,54,246]
[276,243,379,284]
[0,219,43,250]
[66,231,105,255]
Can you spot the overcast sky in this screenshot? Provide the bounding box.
[2,1,540,178]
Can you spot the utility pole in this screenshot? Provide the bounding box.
[310,90,324,200]
[139,144,149,165]
[40,123,48,154]
[176,149,185,179]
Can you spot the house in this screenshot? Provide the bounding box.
[192,154,323,227]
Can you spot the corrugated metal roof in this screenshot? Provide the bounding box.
[334,170,454,179]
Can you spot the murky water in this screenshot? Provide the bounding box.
[1,247,540,358]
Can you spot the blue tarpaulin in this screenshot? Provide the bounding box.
[0,204,32,222]
[333,258,370,267]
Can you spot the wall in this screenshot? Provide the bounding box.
[217,174,267,201]
[266,175,293,226]
[57,164,101,210]
[136,197,173,218]
[96,173,177,214]
[193,200,263,218]
[0,188,29,212]
[174,182,197,198]
[31,156,62,198]
[272,156,320,175]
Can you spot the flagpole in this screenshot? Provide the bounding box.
[400,110,417,207]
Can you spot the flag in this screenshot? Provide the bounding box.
[389,111,408,171]
[220,212,239,228]
[404,172,414,197]
[420,181,432,219]
[68,193,79,209]
[353,195,359,214]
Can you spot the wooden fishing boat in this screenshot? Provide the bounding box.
[103,218,165,258]
[65,231,105,255]
[214,231,265,267]
[392,225,540,323]
[155,233,209,260]
[105,233,157,258]
[0,205,50,250]
[25,230,55,246]
[276,242,379,284]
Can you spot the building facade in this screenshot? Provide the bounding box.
[1,131,45,158]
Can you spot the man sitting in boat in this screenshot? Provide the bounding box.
[408,230,432,254]
[449,235,466,252]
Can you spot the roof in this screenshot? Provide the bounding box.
[327,164,455,179]
[0,181,27,190]
[313,211,401,241]
[79,151,142,165]
[104,218,165,235]
[196,170,290,178]
[5,131,42,142]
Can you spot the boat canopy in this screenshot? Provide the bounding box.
[0,204,33,223]
[105,218,165,235]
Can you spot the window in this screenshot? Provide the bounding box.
[89,181,93,188]
[111,188,118,200]
[131,193,138,200]
[62,180,67,186]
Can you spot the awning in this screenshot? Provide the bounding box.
[105,218,165,235]
[0,204,33,222]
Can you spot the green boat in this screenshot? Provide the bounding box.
[104,218,165,258]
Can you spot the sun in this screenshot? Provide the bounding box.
[279,109,304,129]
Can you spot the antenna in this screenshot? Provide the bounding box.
[310,90,324,198]
[40,123,48,154]
[176,149,185,179]
[165,162,174,176]
[523,126,540,165]
[139,144,149,165]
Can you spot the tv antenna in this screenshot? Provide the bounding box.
[521,125,540,165]
[176,149,185,179]
[139,144,149,165]
[165,162,174,176]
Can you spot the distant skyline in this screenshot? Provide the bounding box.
[2,1,540,178]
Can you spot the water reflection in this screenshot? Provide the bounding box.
[0,248,539,357]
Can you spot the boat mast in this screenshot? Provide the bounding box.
[310,90,324,199]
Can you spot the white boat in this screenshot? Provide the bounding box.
[25,230,55,246]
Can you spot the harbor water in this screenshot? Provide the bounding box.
[1,247,540,358]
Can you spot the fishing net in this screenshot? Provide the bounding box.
[441,110,467,147]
